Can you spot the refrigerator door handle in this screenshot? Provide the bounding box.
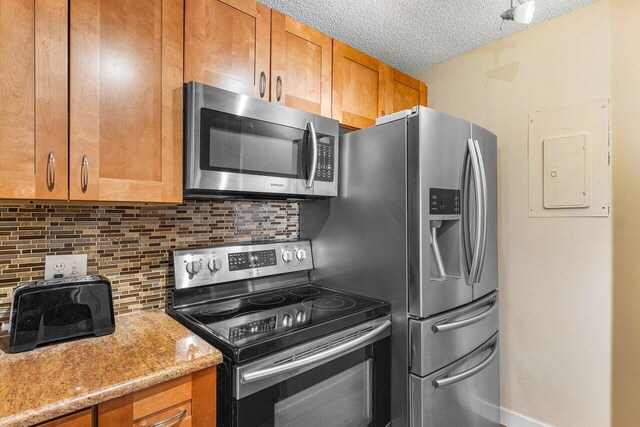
[466,138,484,284]
[462,150,473,281]
[473,139,488,282]
[431,296,497,333]
[432,338,498,389]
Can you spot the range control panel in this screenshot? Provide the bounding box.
[229,249,277,271]
[173,241,313,290]
[430,188,461,220]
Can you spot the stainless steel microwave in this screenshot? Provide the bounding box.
[184,82,339,199]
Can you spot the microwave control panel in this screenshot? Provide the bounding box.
[315,137,335,182]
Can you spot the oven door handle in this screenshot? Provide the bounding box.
[241,320,391,384]
[305,121,318,189]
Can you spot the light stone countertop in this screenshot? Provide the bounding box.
[0,310,222,427]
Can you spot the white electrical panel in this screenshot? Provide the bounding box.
[543,133,590,209]
[528,98,609,218]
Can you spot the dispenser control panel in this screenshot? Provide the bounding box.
[430,188,461,219]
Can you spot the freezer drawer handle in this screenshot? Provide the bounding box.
[241,320,391,384]
[432,339,498,389]
[432,297,497,333]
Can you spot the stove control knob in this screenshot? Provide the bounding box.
[296,249,308,261]
[208,256,222,272]
[295,311,307,323]
[186,260,202,275]
[282,313,293,327]
[282,250,293,263]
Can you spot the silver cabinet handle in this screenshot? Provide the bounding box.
[433,339,498,389]
[241,320,391,384]
[276,75,283,101]
[47,151,55,191]
[473,139,488,282]
[141,409,187,427]
[432,297,497,333]
[81,155,89,192]
[305,121,318,189]
[467,138,484,284]
[259,71,266,98]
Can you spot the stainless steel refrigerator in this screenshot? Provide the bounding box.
[300,107,499,426]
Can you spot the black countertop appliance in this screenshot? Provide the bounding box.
[8,275,115,353]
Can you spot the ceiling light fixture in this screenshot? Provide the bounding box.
[500,0,535,30]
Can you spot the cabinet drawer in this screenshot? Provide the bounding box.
[38,409,93,426]
[410,291,498,376]
[133,375,192,420]
[134,402,191,427]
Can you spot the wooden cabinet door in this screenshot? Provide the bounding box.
[0,0,68,200]
[39,409,94,426]
[384,66,428,114]
[69,0,183,203]
[271,10,332,116]
[185,0,271,100]
[332,40,387,129]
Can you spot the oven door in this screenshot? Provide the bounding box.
[225,317,391,427]
[185,82,338,198]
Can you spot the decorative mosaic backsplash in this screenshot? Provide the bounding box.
[0,200,299,334]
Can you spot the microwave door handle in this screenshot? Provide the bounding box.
[241,320,391,384]
[473,139,488,282]
[432,338,498,389]
[305,121,318,189]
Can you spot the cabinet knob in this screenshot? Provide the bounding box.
[259,71,266,98]
[276,76,283,102]
[47,151,55,191]
[81,155,89,193]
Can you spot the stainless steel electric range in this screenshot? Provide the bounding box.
[168,240,391,427]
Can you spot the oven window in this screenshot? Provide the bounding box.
[231,344,390,427]
[200,108,307,179]
[274,360,372,427]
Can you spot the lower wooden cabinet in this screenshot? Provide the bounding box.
[38,409,93,427]
[37,367,216,427]
[98,367,216,427]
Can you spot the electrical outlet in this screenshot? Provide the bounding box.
[44,254,88,279]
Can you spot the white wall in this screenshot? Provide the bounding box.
[413,2,613,426]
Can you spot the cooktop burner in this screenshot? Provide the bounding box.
[172,284,389,363]
[302,296,356,311]
[247,295,286,305]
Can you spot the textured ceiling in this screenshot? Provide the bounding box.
[260,0,599,73]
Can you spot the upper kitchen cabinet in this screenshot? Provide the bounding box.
[185,0,271,100]
[385,66,428,114]
[332,40,388,129]
[69,0,183,203]
[271,10,332,116]
[0,0,68,200]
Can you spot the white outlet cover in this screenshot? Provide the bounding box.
[44,254,88,280]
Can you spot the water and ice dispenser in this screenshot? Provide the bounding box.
[429,188,462,282]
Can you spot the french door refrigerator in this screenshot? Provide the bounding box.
[301,107,499,426]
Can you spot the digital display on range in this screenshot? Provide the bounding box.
[430,188,461,215]
[228,249,277,271]
[228,316,277,342]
